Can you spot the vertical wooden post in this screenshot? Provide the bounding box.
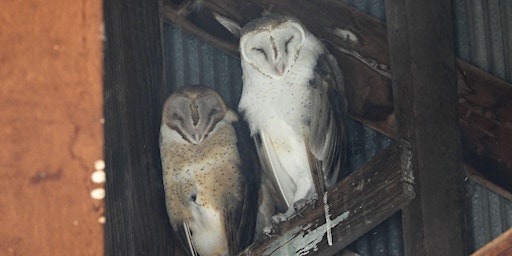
[103,0,183,255]
[384,1,466,255]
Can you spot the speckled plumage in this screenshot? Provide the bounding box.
[238,15,348,222]
[160,85,256,256]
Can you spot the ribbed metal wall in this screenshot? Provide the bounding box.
[163,23,243,109]
[466,180,512,252]
[339,0,386,21]
[453,0,512,83]
[342,0,512,84]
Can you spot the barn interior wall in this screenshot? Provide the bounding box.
[161,0,512,254]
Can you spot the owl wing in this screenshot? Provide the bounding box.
[174,222,198,256]
[308,51,348,191]
[253,131,295,212]
[224,120,259,255]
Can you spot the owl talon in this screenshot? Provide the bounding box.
[271,213,288,224]
[310,193,319,209]
[263,226,276,238]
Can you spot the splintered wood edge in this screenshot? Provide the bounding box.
[239,144,415,255]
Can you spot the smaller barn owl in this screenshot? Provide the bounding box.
[234,14,348,225]
[159,85,257,256]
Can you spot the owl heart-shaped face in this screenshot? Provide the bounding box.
[240,22,305,78]
[163,86,228,145]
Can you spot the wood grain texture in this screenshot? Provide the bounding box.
[471,228,512,256]
[103,0,186,255]
[385,0,466,255]
[0,0,104,255]
[241,145,414,255]
[457,60,512,190]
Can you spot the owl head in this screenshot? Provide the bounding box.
[162,85,229,144]
[239,15,306,78]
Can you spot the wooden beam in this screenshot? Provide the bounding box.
[457,60,512,190]
[384,0,466,255]
[103,0,185,255]
[471,228,512,256]
[241,144,415,255]
[161,0,512,193]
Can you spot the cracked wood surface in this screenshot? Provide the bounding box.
[0,0,104,255]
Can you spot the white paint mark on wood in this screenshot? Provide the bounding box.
[264,210,350,255]
[323,192,333,246]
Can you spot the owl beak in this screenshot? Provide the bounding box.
[274,62,286,76]
[191,132,203,144]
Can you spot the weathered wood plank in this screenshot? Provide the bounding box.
[161,0,512,192]
[103,0,185,255]
[240,144,415,255]
[457,60,512,190]
[384,0,466,255]
[471,228,512,256]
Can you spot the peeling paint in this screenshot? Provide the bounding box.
[264,210,350,255]
[323,192,332,246]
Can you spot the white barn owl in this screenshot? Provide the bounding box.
[237,14,348,223]
[159,85,258,255]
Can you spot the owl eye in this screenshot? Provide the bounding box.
[172,113,183,122]
[284,36,294,54]
[209,107,222,116]
[252,47,268,60]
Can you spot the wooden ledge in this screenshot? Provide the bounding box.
[240,144,415,255]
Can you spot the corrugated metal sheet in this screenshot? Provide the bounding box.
[163,23,243,109]
[465,180,512,252]
[339,0,386,21]
[341,0,512,84]
[453,0,512,83]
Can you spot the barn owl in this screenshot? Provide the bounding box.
[159,85,257,256]
[237,14,348,223]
